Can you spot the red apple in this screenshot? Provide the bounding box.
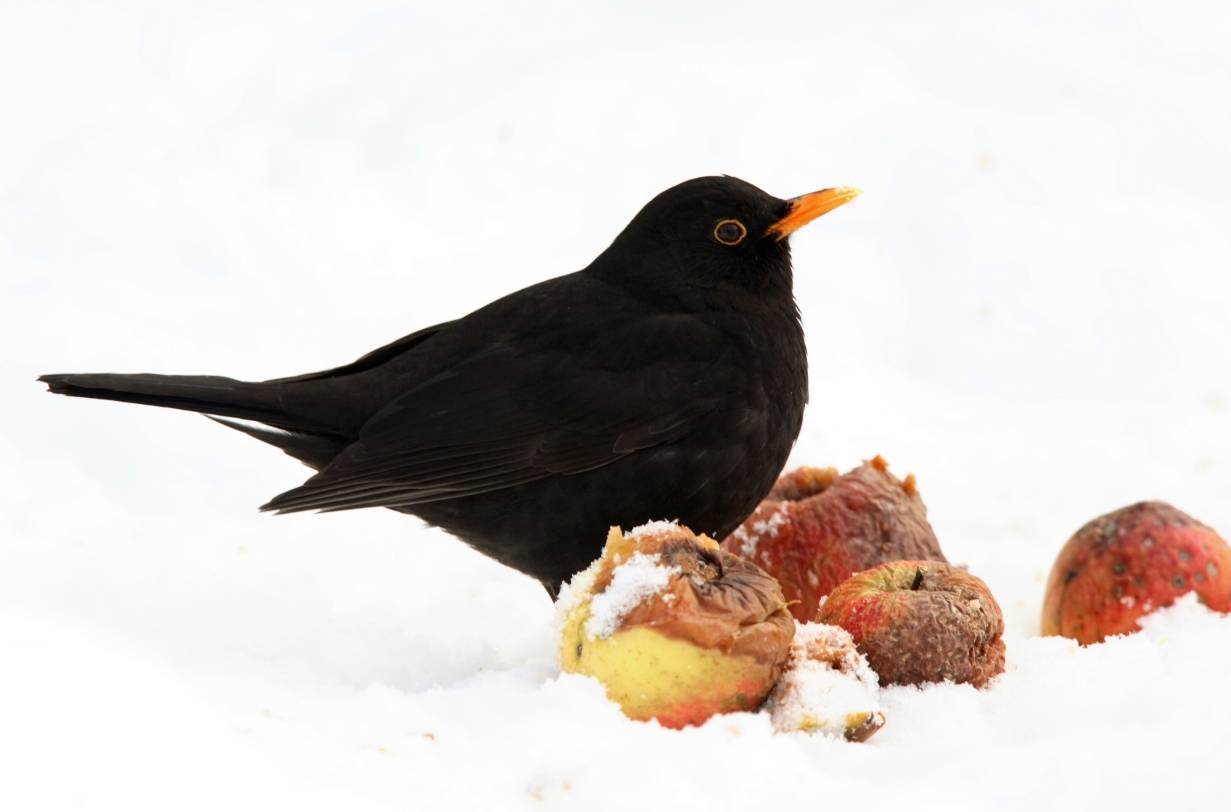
[722,457,946,622]
[1042,501,1231,645]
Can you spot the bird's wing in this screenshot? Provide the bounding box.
[267,320,455,384]
[260,314,726,513]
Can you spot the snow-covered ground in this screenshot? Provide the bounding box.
[3,2,1229,809]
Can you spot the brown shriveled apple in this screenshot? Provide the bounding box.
[816,560,1005,688]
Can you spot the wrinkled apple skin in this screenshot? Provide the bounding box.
[1042,501,1231,645]
[817,560,1005,688]
[722,458,946,622]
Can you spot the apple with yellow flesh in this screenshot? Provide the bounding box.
[557,522,794,729]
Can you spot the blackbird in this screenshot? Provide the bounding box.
[40,176,858,595]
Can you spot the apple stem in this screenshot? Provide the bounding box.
[910,568,924,590]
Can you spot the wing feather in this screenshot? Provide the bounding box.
[261,314,726,514]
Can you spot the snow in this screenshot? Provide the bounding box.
[730,501,791,558]
[583,553,679,639]
[766,623,883,736]
[626,519,680,538]
[3,2,1231,810]
[554,557,600,647]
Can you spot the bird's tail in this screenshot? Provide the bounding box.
[39,372,305,427]
[38,372,347,468]
[38,325,450,470]
[48,371,356,465]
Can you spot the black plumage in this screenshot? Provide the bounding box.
[40,176,858,595]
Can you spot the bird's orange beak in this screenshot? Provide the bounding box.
[766,187,861,241]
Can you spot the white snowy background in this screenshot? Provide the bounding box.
[3,2,1230,809]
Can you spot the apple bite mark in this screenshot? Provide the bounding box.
[817,561,1005,688]
[722,457,947,622]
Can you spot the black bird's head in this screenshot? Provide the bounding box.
[588,176,859,306]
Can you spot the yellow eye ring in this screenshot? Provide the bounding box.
[713,219,747,246]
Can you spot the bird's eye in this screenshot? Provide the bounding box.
[713,219,747,246]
